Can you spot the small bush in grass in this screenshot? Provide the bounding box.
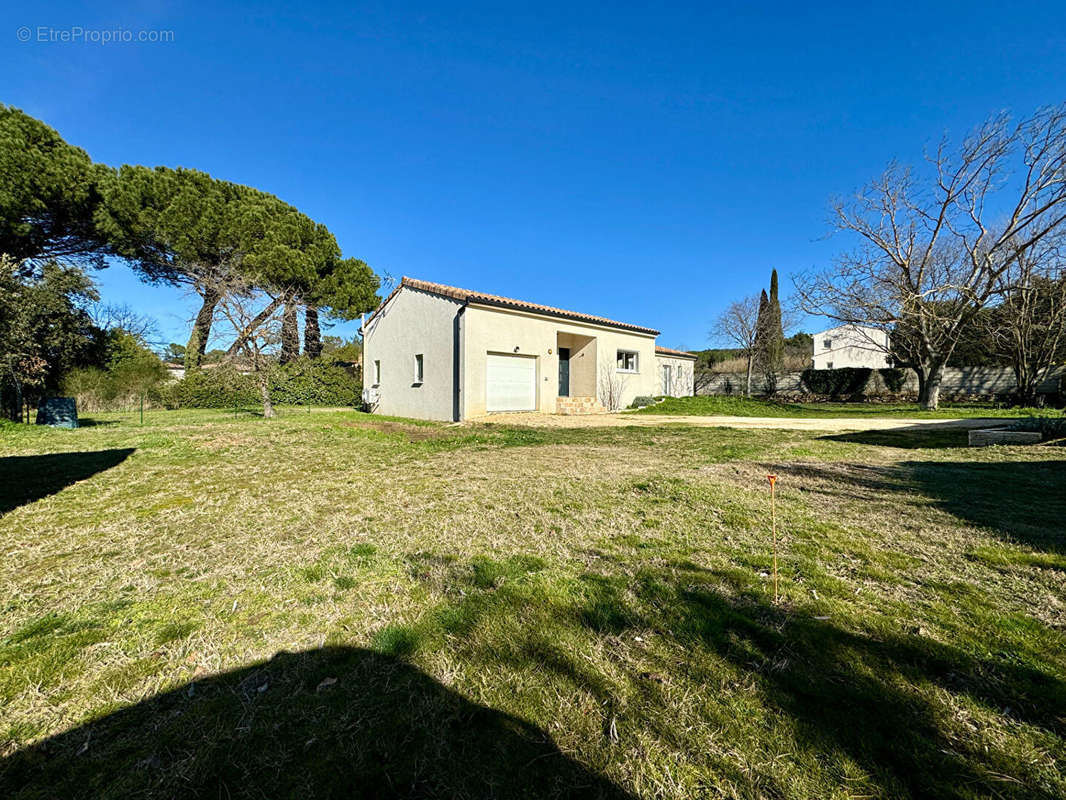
[629,396,657,409]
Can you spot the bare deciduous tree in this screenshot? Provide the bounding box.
[712,294,763,397]
[88,303,160,342]
[796,106,1066,409]
[597,363,629,411]
[216,286,283,418]
[986,233,1066,405]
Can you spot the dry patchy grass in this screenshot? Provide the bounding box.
[0,408,1063,798]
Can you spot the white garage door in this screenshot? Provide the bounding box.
[486,353,537,412]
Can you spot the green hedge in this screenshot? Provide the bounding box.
[270,360,361,406]
[163,360,360,409]
[800,367,910,398]
[800,367,872,397]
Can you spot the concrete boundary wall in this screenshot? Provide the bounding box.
[696,366,1064,398]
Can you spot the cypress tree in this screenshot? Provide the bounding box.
[767,269,785,373]
[754,289,770,369]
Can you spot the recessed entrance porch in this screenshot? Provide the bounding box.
[555,332,602,414]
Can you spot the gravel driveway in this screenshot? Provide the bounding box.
[469,412,1009,432]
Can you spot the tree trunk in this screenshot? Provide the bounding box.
[919,363,944,410]
[280,302,299,364]
[745,354,753,397]
[185,286,221,371]
[257,372,275,418]
[304,306,322,359]
[225,296,284,359]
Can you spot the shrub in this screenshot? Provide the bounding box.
[800,367,872,398]
[61,332,168,412]
[629,396,657,409]
[878,368,907,393]
[162,365,259,409]
[1006,415,1066,440]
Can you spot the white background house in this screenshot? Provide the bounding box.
[362,278,696,420]
[811,324,892,369]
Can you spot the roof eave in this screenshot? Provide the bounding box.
[465,297,659,336]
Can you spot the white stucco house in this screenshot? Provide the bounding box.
[811,325,892,370]
[361,277,697,421]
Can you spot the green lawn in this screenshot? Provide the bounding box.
[1,408,1064,798]
[629,394,1066,419]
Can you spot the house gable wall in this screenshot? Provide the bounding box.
[363,287,460,421]
[812,325,891,370]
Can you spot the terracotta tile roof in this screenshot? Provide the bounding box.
[369,276,660,335]
[655,345,697,359]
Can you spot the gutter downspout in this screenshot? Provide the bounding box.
[455,303,466,421]
[359,313,367,408]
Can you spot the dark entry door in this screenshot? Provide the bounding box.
[558,347,570,396]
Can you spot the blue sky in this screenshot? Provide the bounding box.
[4,1,1064,350]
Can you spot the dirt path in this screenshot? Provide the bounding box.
[468,412,1008,432]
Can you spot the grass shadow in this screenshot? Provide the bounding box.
[0,647,633,799]
[512,563,1063,797]
[0,449,135,515]
[379,551,1066,798]
[821,428,970,449]
[905,460,1066,553]
[789,459,1066,553]
[665,584,1065,799]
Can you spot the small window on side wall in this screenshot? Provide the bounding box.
[413,353,424,383]
[616,350,639,373]
[373,360,381,385]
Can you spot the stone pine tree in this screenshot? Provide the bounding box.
[0,105,116,267]
[279,300,300,364]
[97,166,259,370]
[303,305,323,358]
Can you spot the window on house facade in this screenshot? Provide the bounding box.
[413,353,424,383]
[373,360,381,385]
[616,350,639,373]
[823,338,833,350]
[826,361,834,370]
